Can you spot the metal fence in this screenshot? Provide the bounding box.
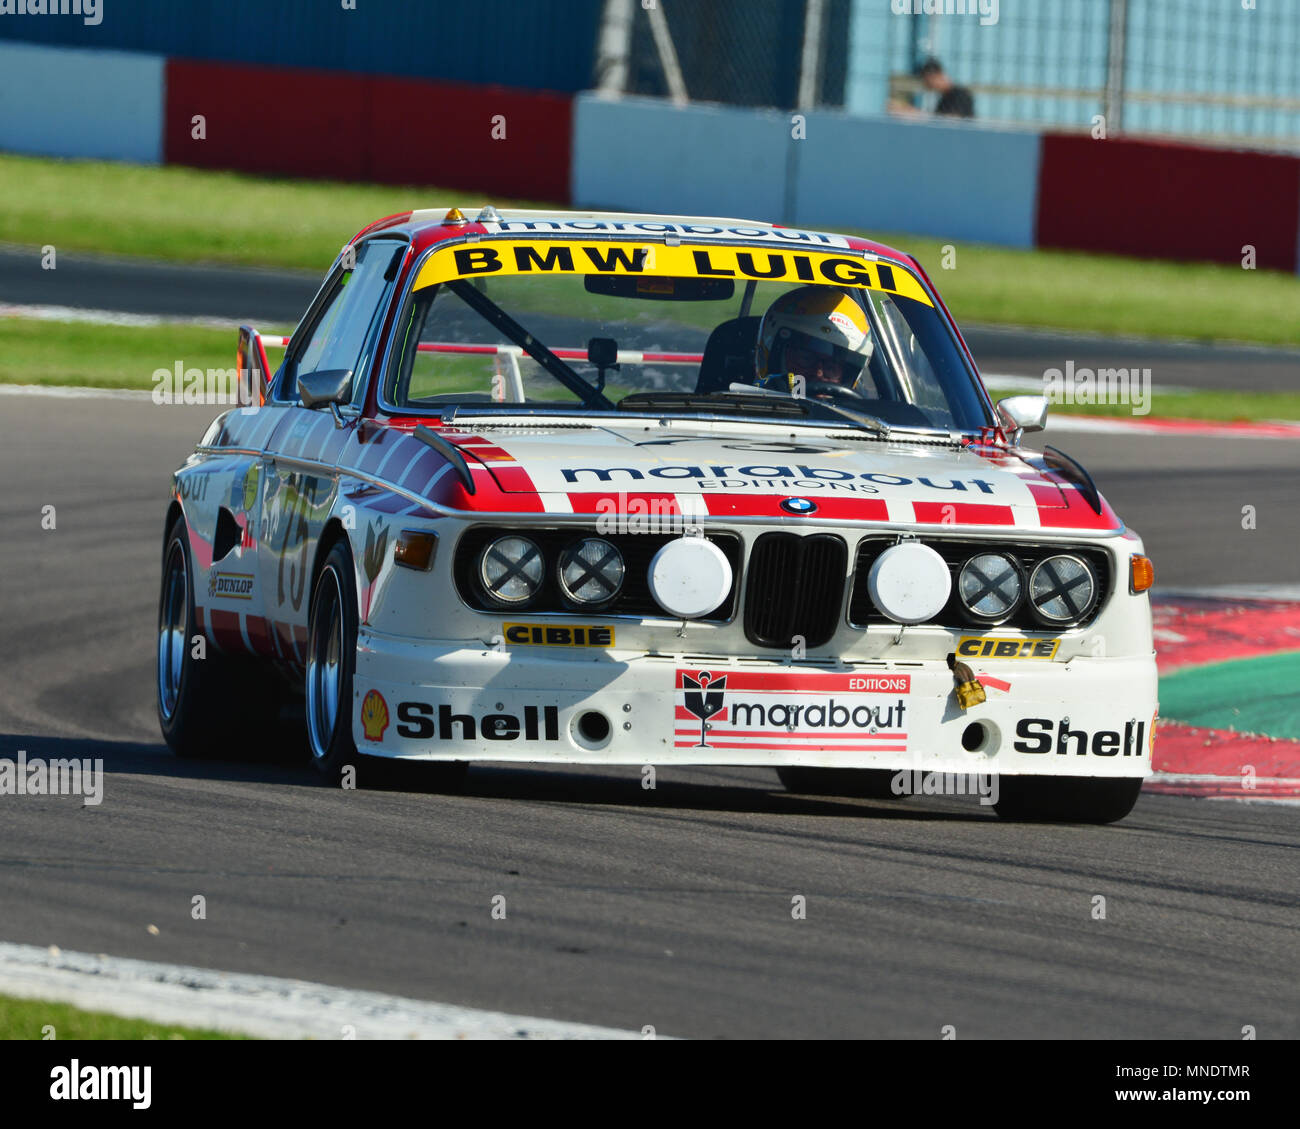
[594,0,851,110]
[597,0,1300,150]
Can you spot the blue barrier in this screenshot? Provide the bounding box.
[0,41,163,164]
[573,94,1042,250]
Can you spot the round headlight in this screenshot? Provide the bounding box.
[557,538,624,606]
[866,541,951,625]
[1028,554,1098,624]
[958,553,1023,621]
[478,536,544,606]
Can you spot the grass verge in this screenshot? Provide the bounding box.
[0,993,248,1039]
[3,153,1300,346]
[0,153,543,272]
[0,318,280,390]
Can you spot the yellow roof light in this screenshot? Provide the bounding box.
[443,207,468,225]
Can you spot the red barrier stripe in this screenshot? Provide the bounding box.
[1036,133,1300,271]
[164,60,572,200]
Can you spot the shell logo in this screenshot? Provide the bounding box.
[360,689,390,742]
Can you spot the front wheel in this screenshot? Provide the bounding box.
[993,776,1143,824]
[776,766,906,800]
[305,540,466,792]
[305,541,361,783]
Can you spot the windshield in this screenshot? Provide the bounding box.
[383,238,991,433]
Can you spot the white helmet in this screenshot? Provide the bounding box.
[755,286,875,387]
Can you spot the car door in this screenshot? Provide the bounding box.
[259,238,406,662]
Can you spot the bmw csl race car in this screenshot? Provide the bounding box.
[158,206,1157,822]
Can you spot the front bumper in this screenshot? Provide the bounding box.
[352,636,1158,778]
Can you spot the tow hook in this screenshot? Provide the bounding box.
[948,652,987,710]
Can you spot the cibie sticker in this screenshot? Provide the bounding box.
[956,637,1059,660]
[503,623,614,647]
[675,670,910,754]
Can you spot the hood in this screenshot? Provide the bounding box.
[423,422,1118,532]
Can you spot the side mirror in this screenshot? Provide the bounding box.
[298,369,353,409]
[996,395,1047,444]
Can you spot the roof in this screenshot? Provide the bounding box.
[351,207,919,268]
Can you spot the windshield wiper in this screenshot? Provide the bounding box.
[809,399,892,438]
[617,391,811,417]
[724,382,891,437]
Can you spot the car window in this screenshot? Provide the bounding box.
[382,242,990,433]
[286,240,403,401]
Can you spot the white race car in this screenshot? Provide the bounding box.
[158,207,1157,822]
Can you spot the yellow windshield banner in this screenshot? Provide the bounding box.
[412,239,934,306]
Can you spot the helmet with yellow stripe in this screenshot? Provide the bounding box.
[754,286,874,391]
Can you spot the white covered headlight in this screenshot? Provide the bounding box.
[1029,554,1098,624]
[958,552,1023,620]
[478,535,544,607]
[558,538,625,606]
[649,536,733,619]
[867,541,951,625]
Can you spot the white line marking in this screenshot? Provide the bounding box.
[0,942,641,1040]
[982,372,1190,395]
[0,302,250,330]
[1146,772,1300,804]
[0,383,153,401]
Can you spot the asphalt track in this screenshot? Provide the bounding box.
[1,394,1296,1039]
[4,245,1300,392]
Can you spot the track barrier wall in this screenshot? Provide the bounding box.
[1,40,1298,272]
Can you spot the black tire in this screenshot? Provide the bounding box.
[304,539,467,792]
[776,765,906,800]
[993,775,1143,824]
[157,515,281,758]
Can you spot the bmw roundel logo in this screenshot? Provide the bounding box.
[781,497,817,515]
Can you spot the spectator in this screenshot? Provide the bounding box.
[890,57,976,119]
[917,57,975,117]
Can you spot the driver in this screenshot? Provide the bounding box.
[753,286,874,398]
